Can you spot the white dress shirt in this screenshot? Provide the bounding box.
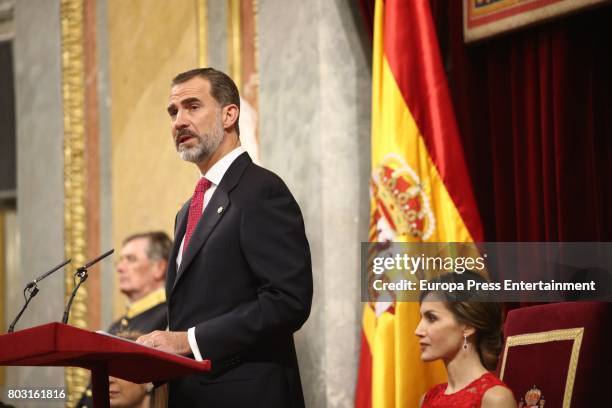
[176,145,246,361]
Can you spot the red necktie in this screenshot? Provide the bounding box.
[183,177,212,254]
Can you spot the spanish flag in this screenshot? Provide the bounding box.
[355,1,483,407]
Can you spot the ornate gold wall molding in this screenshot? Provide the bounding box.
[197,0,208,67]
[60,0,88,405]
[227,0,242,90]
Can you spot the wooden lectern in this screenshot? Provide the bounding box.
[0,322,211,407]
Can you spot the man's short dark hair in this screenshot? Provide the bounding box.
[123,231,173,262]
[172,67,241,135]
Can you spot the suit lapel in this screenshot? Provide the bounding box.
[166,201,189,295]
[171,152,252,294]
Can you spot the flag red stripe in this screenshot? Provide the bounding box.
[382,0,483,240]
[355,330,373,408]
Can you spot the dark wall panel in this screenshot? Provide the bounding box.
[0,40,16,193]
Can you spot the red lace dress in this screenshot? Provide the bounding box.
[422,372,508,408]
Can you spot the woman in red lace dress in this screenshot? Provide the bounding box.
[415,271,516,408]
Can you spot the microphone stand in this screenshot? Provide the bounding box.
[7,258,71,333]
[8,286,39,333]
[62,249,114,324]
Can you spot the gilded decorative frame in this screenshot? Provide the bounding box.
[60,0,89,405]
[463,0,611,43]
[499,327,584,408]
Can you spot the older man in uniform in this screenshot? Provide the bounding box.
[75,231,172,408]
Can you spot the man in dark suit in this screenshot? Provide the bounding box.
[75,231,172,408]
[137,68,313,407]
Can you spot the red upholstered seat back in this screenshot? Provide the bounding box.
[498,302,611,408]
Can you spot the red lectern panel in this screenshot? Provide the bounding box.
[0,322,210,407]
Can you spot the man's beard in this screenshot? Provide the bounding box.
[176,115,224,163]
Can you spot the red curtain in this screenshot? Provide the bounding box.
[430,1,612,242]
[357,1,612,241]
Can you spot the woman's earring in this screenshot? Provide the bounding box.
[463,334,468,350]
[145,382,154,395]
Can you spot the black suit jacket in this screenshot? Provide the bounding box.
[166,153,312,408]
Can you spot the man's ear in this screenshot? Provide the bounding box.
[222,104,239,131]
[154,259,168,281]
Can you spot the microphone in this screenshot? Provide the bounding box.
[8,258,72,333]
[25,258,72,289]
[62,249,114,324]
[76,248,114,274]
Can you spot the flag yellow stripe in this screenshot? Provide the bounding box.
[372,311,396,408]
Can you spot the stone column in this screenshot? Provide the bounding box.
[10,0,65,403]
[96,0,114,331]
[259,0,371,406]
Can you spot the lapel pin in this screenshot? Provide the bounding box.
[217,206,224,214]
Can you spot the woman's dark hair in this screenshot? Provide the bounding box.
[419,271,503,370]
